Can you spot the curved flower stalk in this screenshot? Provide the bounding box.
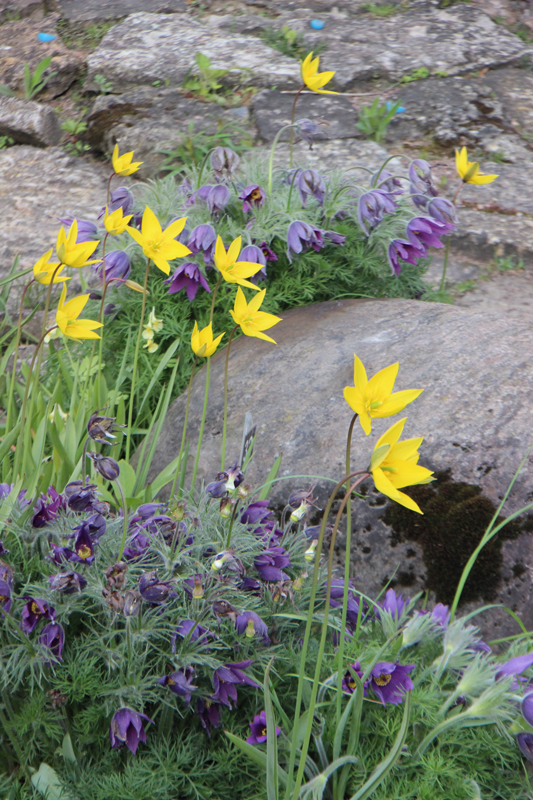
[190,323,225,489]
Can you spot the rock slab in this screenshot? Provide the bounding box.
[57,0,187,23]
[0,96,61,147]
[146,298,533,635]
[252,90,358,143]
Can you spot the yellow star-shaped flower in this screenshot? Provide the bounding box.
[191,322,224,358]
[33,249,70,285]
[301,52,337,95]
[112,144,143,177]
[343,355,422,435]
[230,287,281,344]
[127,207,191,275]
[455,147,498,185]
[370,418,434,514]
[214,236,263,290]
[55,284,103,341]
[56,220,100,269]
[104,205,133,236]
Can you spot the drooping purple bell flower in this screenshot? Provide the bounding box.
[255,546,291,582]
[239,184,266,213]
[406,216,453,251]
[247,710,281,745]
[496,652,533,686]
[158,667,197,706]
[368,661,414,705]
[207,184,231,215]
[64,480,98,513]
[49,571,87,594]
[172,619,211,652]
[295,117,323,146]
[20,597,56,634]
[211,146,240,179]
[325,230,346,245]
[97,187,134,223]
[109,708,153,754]
[165,262,211,301]
[517,733,533,763]
[522,693,533,727]
[409,159,438,209]
[387,239,426,276]
[286,221,325,261]
[235,610,270,644]
[427,197,458,226]
[94,250,131,285]
[58,216,99,243]
[296,169,326,208]
[186,184,214,207]
[357,189,398,236]
[196,698,222,736]
[139,570,175,604]
[0,563,13,614]
[212,660,260,708]
[341,661,365,694]
[32,487,66,528]
[39,622,65,663]
[239,245,267,284]
[187,224,217,266]
[241,500,272,527]
[370,169,403,194]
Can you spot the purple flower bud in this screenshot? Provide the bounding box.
[58,216,99,243]
[39,622,64,663]
[239,184,266,213]
[496,652,533,685]
[207,184,231,215]
[522,693,533,727]
[109,708,153,754]
[139,570,175,604]
[408,159,438,197]
[387,239,425,276]
[186,184,214,207]
[158,667,197,706]
[93,250,131,285]
[325,230,346,245]
[246,710,281,745]
[296,169,326,208]
[172,619,211,652]
[97,187,134,223]
[211,147,240,179]
[406,216,453,251]
[20,597,56,634]
[376,588,411,620]
[517,733,533,763]
[295,118,323,145]
[241,500,272,526]
[427,197,458,226]
[357,189,397,236]
[64,480,98,512]
[88,453,120,481]
[164,262,211,301]
[187,224,217,266]
[370,169,403,194]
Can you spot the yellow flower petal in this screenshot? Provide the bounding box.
[142,206,162,240]
[374,389,424,418]
[367,362,399,402]
[375,418,407,450]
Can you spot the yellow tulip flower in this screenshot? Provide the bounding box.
[56,220,100,269]
[214,236,263,290]
[455,147,498,185]
[191,321,224,358]
[104,205,133,236]
[343,355,422,435]
[301,52,337,95]
[55,284,103,341]
[112,143,143,177]
[370,418,434,514]
[127,207,190,275]
[230,287,282,344]
[33,249,70,285]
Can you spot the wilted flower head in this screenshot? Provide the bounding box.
[206,463,244,498]
[211,147,240,179]
[139,570,175,604]
[109,708,153,754]
[295,169,326,208]
[39,622,65,663]
[49,571,87,594]
[369,661,414,705]
[87,412,122,443]
[88,453,120,481]
[247,710,281,745]
[239,184,266,213]
[94,250,131,285]
[212,660,260,708]
[158,667,197,706]
[20,597,56,634]
[165,262,211,301]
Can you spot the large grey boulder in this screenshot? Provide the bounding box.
[56,0,187,23]
[0,97,61,147]
[87,12,301,93]
[146,299,533,636]
[252,90,358,143]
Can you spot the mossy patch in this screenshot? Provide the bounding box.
[383,471,525,605]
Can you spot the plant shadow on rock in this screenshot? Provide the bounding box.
[384,470,532,605]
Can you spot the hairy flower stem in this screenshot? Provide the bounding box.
[335,413,359,727]
[6,278,34,433]
[115,478,129,560]
[225,498,241,549]
[221,326,238,471]
[95,232,111,390]
[439,236,451,292]
[291,473,369,800]
[286,168,301,212]
[125,259,151,462]
[268,124,296,196]
[209,275,223,324]
[169,356,198,501]
[284,469,369,800]
[289,86,304,169]
[81,436,91,487]
[191,356,211,490]
[196,147,216,190]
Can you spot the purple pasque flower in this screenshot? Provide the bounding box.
[196,697,222,735]
[20,597,56,634]
[172,619,211,652]
[341,661,364,694]
[139,570,175,604]
[207,184,231,215]
[122,532,151,562]
[247,710,281,745]
[206,463,244,498]
[211,146,240,179]
[235,610,270,644]
[241,500,272,527]
[296,169,326,208]
[295,117,323,146]
[186,184,214,207]
[32,487,66,528]
[431,603,450,628]
[49,571,87,594]
[376,588,411,620]
[370,169,403,194]
[259,242,277,263]
[427,197,458,226]
[240,576,262,593]
[496,652,533,687]
[0,483,30,508]
[357,189,397,236]
[0,562,13,614]
[387,238,425,276]
[107,187,134,217]
[368,661,414,705]
[328,579,367,629]
[187,223,217,265]
[212,660,260,708]
[58,216,98,243]
[239,184,266,213]
[94,250,131,285]
[325,230,346,245]
[64,480,98,513]
[165,261,211,301]
[517,733,533,763]
[522,693,533,727]
[287,220,325,261]
[239,244,267,284]
[158,667,197,706]
[406,216,453,251]
[109,708,153,754]
[408,159,438,198]
[38,622,65,663]
[255,546,291,582]
[69,522,96,564]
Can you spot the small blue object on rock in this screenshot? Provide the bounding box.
[310,19,324,30]
[38,33,56,42]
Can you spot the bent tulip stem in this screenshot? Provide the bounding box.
[289,85,304,169]
[221,326,238,472]
[191,356,211,491]
[169,355,198,501]
[125,258,151,462]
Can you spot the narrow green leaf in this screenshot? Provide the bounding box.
[264,658,279,800]
[224,732,288,785]
[137,338,180,419]
[258,453,283,501]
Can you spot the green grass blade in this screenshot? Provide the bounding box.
[264,658,279,800]
[258,453,283,501]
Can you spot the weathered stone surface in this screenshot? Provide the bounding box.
[0,146,111,284]
[87,88,250,179]
[0,0,43,21]
[482,67,533,138]
[57,0,187,23]
[0,14,84,98]
[0,96,61,146]
[146,298,533,635]
[87,12,301,93]
[252,90,358,143]
[277,4,531,88]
